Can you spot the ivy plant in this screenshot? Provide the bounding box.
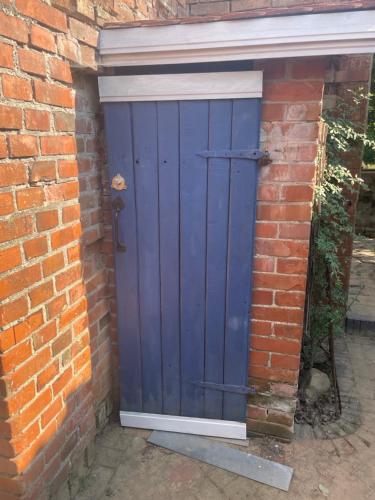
[302,88,375,371]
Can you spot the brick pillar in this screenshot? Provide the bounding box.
[248,58,326,439]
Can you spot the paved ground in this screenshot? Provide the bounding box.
[75,334,375,500]
[347,238,375,322]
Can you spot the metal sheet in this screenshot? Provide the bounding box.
[148,431,293,492]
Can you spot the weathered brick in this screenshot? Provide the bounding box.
[59,298,86,328]
[56,35,80,63]
[25,110,50,132]
[29,281,54,308]
[51,223,81,249]
[54,112,75,132]
[278,223,310,240]
[271,354,300,370]
[0,135,7,158]
[0,264,41,301]
[0,215,33,244]
[190,1,229,15]
[0,246,22,274]
[274,323,303,340]
[45,182,79,202]
[276,258,308,275]
[58,160,78,177]
[0,11,28,44]
[30,25,56,53]
[40,136,76,155]
[263,81,323,101]
[16,187,45,210]
[9,135,38,158]
[0,106,22,131]
[49,57,72,83]
[0,192,14,216]
[23,236,48,260]
[30,161,56,182]
[252,306,304,325]
[52,367,72,396]
[52,330,72,356]
[55,263,82,290]
[46,294,67,320]
[0,42,14,69]
[290,58,327,79]
[18,48,46,77]
[34,80,74,108]
[275,291,305,308]
[0,297,28,328]
[0,163,27,187]
[13,311,44,344]
[253,272,306,291]
[2,75,32,101]
[16,0,68,32]
[79,44,96,69]
[9,349,51,397]
[41,397,63,428]
[37,360,59,390]
[69,18,98,47]
[257,204,312,222]
[256,239,309,258]
[36,210,59,231]
[0,340,32,374]
[42,253,65,277]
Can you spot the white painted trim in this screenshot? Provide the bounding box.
[99,10,375,67]
[98,71,262,102]
[120,411,247,439]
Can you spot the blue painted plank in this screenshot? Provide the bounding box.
[157,101,181,415]
[179,100,209,417]
[103,103,143,412]
[132,102,163,413]
[223,99,261,422]
[204,100,232,419]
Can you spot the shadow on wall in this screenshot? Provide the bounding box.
[3,73,117,500]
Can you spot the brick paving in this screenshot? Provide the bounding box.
[347,237,375,323]
[74,334,375,500]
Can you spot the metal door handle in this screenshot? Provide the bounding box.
[113,196,127,253]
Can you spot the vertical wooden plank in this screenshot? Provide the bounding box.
[157,101,181,415]
[204,100,232,419]
[103,103,142,411]
[132,102,163,414]
[223,98,261,422]
[180,100,209,417]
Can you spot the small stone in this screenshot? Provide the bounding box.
[305,368,331,402]
[319,483,329,497]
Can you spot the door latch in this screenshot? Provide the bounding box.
[112,196,127,253]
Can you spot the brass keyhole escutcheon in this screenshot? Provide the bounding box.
[111,173,127,191]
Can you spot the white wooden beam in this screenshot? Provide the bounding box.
[99,10,375,67]
[98,71,262,102]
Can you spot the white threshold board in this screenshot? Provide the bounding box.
[120,411,247,440]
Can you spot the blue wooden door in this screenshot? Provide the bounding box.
[104,97,261,423]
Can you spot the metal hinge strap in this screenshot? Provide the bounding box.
[192,381,256,395]
[197,149,269,161]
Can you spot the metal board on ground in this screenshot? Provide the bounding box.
[148,431,293,492]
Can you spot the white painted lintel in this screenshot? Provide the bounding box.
[98,71,262,102]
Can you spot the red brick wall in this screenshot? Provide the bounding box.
[248,58,325,439]
[0,2,185,500]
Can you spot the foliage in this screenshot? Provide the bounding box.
[303,89,375,369]
[364,63,375,165]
